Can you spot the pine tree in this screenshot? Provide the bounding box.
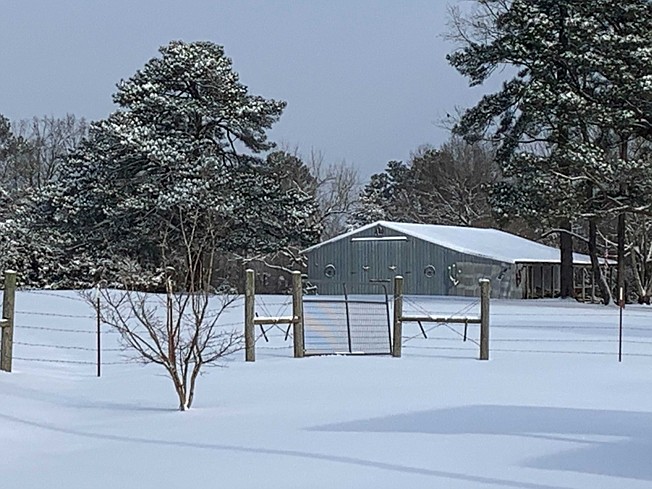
[349,160,413,227]
[30,40,320,288]
[447,0,652,300]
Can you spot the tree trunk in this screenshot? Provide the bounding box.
[186,364,201,410]
[630,240,647,304]
[169,367,188,411]
[630,218,652,304]
[176,384,188,411]
[556,4,574,300]
[588,219,612,305]
[617,212,626,305]
[559,219,574,298]
[616,139,628,305]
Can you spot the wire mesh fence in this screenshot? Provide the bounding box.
[302,295,392,355]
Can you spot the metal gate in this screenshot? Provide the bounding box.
[302,282,392,356]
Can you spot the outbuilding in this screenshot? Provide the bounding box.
[302,221,605,299]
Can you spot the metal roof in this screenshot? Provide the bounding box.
[303,221,604,265]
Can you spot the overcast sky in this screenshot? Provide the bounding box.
[0,0,497,177]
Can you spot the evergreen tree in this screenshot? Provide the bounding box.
[349,160,413,227]
[447,0,652,299]
[27,40,320,288]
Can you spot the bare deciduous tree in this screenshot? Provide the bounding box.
[350,137,498,229]
[274,145,360,239]
[409,139,499,227]
[96,279,241,411]
[11,114,88,190]
[239,148,359,285]
[626,216,652,304]
[306,149,360,239]
[91,207,243,411]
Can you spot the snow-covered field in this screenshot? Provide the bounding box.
[2,290,652,489]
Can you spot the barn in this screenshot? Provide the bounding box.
[302,221,604,299]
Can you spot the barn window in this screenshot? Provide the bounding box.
[424,265,436,278]
[324,264,336,278]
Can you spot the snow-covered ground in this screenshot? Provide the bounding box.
[1,290,652,488]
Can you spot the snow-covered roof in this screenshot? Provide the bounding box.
[303,221,603,265]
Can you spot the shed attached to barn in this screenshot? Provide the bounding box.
[302,221,604,299]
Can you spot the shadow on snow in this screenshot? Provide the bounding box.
[310,404,652,481]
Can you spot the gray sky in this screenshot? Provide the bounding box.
[1,0,495,177]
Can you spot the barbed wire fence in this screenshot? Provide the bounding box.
[401,296,481,344]
[252,295,294,355]
[11,284,652,367]
[12,289,254,373]
[13,290,122,369]
[400,295,652,360]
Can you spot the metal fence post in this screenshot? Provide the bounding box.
[479,278,490,361]
[96,285,101,377]
[392,275,404,358]
[245,269,255,362]
[1,270,17,373]
[292,271,304,358]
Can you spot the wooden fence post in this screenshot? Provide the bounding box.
[392,275,404,358]
[1,270,17,373]
[245,269,255,362]
[292,271,304,358]
[479,278,490,361]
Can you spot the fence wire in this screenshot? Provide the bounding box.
[402,296,481,344]
[395,294,652,359]
[12,289,652,365]
[17,310,94,319]
[255,295,293,321]
[14,357,124,365]
[12,294,247,369]
[21,290,89,302]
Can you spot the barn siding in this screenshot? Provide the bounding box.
[305,224,522,298]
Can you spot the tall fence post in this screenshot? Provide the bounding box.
[96,284,101,377]
[479,278,490,361]
[618,286,624,362]
[392,275,404,358]
[1,270,17,373]
[245,269,255,362]
[292,271,304,358]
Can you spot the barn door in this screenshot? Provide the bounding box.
[350,237,409,290]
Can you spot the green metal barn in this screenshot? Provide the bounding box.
[302,221,604,299]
